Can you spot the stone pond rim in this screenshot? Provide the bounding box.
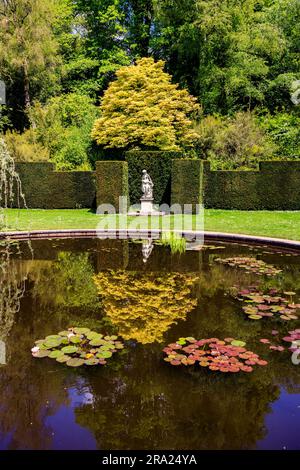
[1,229,300,252]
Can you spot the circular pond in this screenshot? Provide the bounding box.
[0,236,300,450]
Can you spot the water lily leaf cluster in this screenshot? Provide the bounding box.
[235,288,300,321]
[31,328,124,367]
[163,337,268,373]
[260,329,300,352]
[282,329,300,352]
[215,257,282,276]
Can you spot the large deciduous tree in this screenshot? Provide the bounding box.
[0,0,60,113]
[91,57,200,151]
[153,0,293,113]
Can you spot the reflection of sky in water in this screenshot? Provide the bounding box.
[0,431,14,450]
[257,388,300,450]
[45,383,97,450]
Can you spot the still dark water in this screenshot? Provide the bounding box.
[0,237,300,450]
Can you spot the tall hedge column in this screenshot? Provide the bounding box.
[96,161,129,213]
[171,159,204,213]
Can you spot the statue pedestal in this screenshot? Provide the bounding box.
[128,198,165,216]
[140,198,154,214]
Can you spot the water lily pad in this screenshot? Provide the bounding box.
[61,345,78,354]
[74,327,91,335]
[97,351,112,359]
[66,358,85,367]
[235,287,300,322]
[44,339,62,349]
[89,339,106,347]
[69,335,82,344]
[86,332,103,340]
[56,355,70,363]
[48,350,64,359]
[85,358,99,366]
[231,340,246,347]
[163,337,267,374]
[32,350,49,358]
[46,335,62,341]
[32,328,123,368]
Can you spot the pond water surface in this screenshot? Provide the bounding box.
[0,237,300,450]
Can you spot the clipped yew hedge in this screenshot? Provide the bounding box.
[204,161,300,210]
[15,162,96,209]
[125,151,182,205]
[171,159,203,212]
[96,161,128,213]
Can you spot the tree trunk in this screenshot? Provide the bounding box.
[23,61,30,110]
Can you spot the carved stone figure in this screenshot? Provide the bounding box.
[141,170,153,200]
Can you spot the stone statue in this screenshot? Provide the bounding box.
[141,170,153,200]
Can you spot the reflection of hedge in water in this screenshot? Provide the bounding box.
[32,252,100,310]
[94,271,199,344]
[74,349,279,450]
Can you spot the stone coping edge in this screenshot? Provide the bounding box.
[0,229,300,252]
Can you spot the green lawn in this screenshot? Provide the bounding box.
[1,209,300,241]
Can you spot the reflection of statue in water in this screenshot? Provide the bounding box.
[142,239,154,263]
[142,170,153,200]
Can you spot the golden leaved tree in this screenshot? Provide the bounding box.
[92,57,200,151]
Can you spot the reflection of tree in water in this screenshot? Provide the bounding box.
[0,247,102,449]
[0,241,299,449]
[94,270,199,344]
[77,255,300,450]
[0,239,33,354]
[0,239,69,449]
[74,348,280,450]
[32,252,101,310]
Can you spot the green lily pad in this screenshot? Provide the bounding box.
[231,340,246,347]
[100,342,115,350]
[44,339,62,349]
[86,332,103,340]
[56,355,70,363]
[34,339,45,345]
[61,345,78,354]
[66,358,85,367]
[74,327,91,335]
[58,331,70,337]
[69,335,82,344]
[177,339,186,345]
[85,358,99,366]
[46,335,62,341]
[89,339,106,347]
[97,351,113,359]
[32,328,123,367]
[48,350,64,359]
